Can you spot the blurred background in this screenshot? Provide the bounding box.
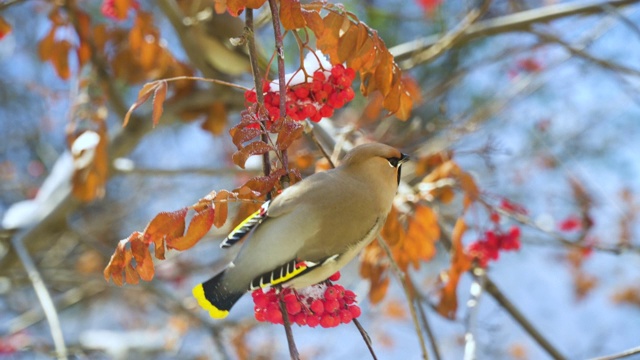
[1,0,640,359]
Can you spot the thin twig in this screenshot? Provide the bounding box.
[484,278,567,360]
[353,318,378,360]
[7,280,106,335]
[391,0,640,65]
[278,289,300,360]
[268,0,291,179]
[304,120,336,168]
[376,236,430,360]
[401,0,491,68]
[463,266,487,360]
[246,9,272,186]
[588,345,640,360]
[11,236,69,360]
[415,297,442,360]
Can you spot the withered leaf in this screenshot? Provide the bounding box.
[232,141,273,169]
[151,80,167,127]
[280,0,306,30]
[167,207,215,251]
[437,218,471,319]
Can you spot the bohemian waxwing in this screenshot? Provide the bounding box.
[193,142,409,318]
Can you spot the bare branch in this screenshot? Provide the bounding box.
[391,0,640,66]
[278,289,300,360]
[353,318,379,360]
[11,236,69,360]
[588,345,640,360]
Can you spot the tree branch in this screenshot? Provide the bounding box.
[391,0,640,67]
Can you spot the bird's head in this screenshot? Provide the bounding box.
[341,143,409,186]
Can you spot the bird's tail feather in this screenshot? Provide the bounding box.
[192,271,245,319]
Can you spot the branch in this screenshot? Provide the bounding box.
[353,318,378,360]
[376,236,430,360]
[391,0,640,66]
[11,235,68,360]
[588,345,640,360]
[278,289,300,360]
[463,267,486,360]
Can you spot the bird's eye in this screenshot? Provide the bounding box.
[387,157,401,167]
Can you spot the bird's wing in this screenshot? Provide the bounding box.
[220,200,270,248]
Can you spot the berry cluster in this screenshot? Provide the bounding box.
[101,0,140,20]
[244,64,356,123]
[252,272,361,328]
[467,226,521,268]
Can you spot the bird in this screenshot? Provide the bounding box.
[193,143,409,319]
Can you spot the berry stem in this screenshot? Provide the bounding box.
[278,288,300,360]
[245,9,272,181]
[353,318,378,360]
[268,0,290,179]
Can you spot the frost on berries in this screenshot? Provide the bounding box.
[244,52,356,124]
[252,272,361,328]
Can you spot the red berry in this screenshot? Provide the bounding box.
[283,292,297,303]
[286,301,302,315]
[342,87,355,102]
[244,90,257,103]
[306,314,320,328]
[255,309,266,322]
[490,212,500,223]
[324,299,340,314]
[320,313,334,328]
[313,71,326,82]
[339,309,353,324]
[293,312,307,326]
[331,64,345,78]
[328,272,341,282]
[328,92,345,109]
[310,112,322,122]
[349,305,361,318]
[310,299,324,315]
[344,290,357,304]
[294,85,310,100]
[319,105,334,118]
[332,284,345,298]
[345,67,356,81]
[324,287,338,301]
[335,75,352,88]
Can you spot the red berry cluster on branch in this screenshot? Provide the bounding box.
[252,272,361,328]
[466,226,521,268]
[244,64,356,124]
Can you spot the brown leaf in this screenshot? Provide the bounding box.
[0,16,11,40]
[123,81,160,127]
[374,51,394,97]
[131,237,154,281]
[232,141,273,169]
[229,124,263,149]
[167,207,215,251]
[402,205,439,270]
[381,206,405,246]
[151,80,167,127]
[301,9,323,36]
[38,28,55,61]
[226,0,268,16]
[70,124,109,202]
[337,23,359,63]
[274,118,303,150]
[142,208,188,248]
[243,168,286,196]
[201,102,228,136]
[370,275,390,304]
[51,40,72,79]
[437,218,471,319]
[280,0,306,30]
[213,191,231,228]
[104,235,139,286]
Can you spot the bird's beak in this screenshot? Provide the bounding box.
[399,153,410,165]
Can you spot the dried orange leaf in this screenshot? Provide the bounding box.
[123,81,161,127]
[213,191,230,228]
[124,262,140,284]
[229,124,262,149]
[131,238,154,281]
[370,276,390,304]
[167,207,215,251]
[437,218,471,319]
[143,208,188,247]
[275,118,303,150]
[280,0,306,30]
[0,16,11,40]
[301,9,323,36]
[201,102,228,136]
[151,80,167,127]
[232,141,273,169]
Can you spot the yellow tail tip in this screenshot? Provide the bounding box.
[192,284,229,319]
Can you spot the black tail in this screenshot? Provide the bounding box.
[192,271,245,319]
